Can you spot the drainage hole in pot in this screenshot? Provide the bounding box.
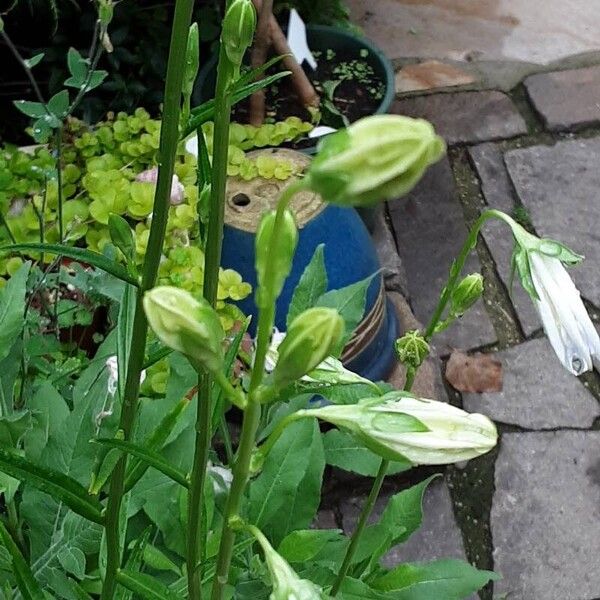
[231,193,251,207]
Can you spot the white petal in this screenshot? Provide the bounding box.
[530,253,593,374]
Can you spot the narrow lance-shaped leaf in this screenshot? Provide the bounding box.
[184,71,290,136]
[116,570,182,600]
[0,520,45,600]
[94,438,189,489]
[0,261,31,362]
[0,243,138,286]
[123,396,191,492]
[0,447,104,524]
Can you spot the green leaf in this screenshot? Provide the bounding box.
[337,577,388,599]
[185,71,290,136]
[323,429,410,477]
[108,214,135,262]
[142,543,181,575]
[235,55,287,87]
[116,282,136,401]
[94,438,189,489]
[0,261,30,362]
[354,475,439,572]
[316,273,376,348]
[116,570,182,600]
[0,446,104,524]
[46,90,69,119]
[249,419,325,545]
[124,396,191,493]
[13,100,46,118]
[278,529,347,568]
[25,52,45,69]
[287,244,328,327]
[57,545,86,579]
[85,70,108,92]
[0,243,138,286]
[371,559,499,599]
[0,520,45,599]
[66,48,87,85]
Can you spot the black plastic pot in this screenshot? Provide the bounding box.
[195,24,395,155]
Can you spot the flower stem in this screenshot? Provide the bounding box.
[331,456,387,595]
[331,208,504,595]
[423,209,506,340]
[187,37,236,600]
[100,1,194,597]
[210,178,307,600]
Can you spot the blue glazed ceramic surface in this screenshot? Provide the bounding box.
[221,150,400,381]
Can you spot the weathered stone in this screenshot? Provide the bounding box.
[346,0,600,65]
[341,479,471,568]
[386,291,447,402]
[493,432,600,599]
[525,66,600,131]
[371,206,408,295]
[393,91,527,145]
[463,338,600,429]
[395,60,476,93]
[505,138,600,307]
[389,157,497,351]
[468,143,541,335]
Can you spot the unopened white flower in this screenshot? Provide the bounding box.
[529,251,600,375]
[301,392,497,466]
[245,524,324,600]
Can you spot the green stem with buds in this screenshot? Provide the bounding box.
[331,208,504,595]
[100,1,194,597]
[211,178,307,600]
[187,39,236,600]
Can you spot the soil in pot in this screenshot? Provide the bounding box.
[232,47,386,150]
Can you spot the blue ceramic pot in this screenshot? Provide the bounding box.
[222,149,399,381]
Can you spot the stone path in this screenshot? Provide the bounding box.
[340,6,600,600]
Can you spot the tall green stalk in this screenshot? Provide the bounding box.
[100,1,195,597]
[210,180,305,600]
[330,208,501,595]
[186,43,235,600]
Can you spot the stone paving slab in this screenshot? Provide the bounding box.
[493,432,600,599]
[504,138,600,308]
[341,479,473,575]
[468,143,541,336]
[463,338,600,429]
[372,206,409,296]
[347,0,600,65]
[393,91,527,145]
[395,60,476,94]
[389,157,497,351]
[525,66,600,131]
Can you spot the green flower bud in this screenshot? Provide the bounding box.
[306,115,445,207]
[183,23,200,100]
[451,273,484,316]
[302,391,497,465]
[255,209,298,308]
[221,0,256,69]
[98,0,114,28]
[143,286,224,372]
[271,307,345,388]
[394,330,430,370]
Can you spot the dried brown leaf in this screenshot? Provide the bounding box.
[445,350,503,393]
